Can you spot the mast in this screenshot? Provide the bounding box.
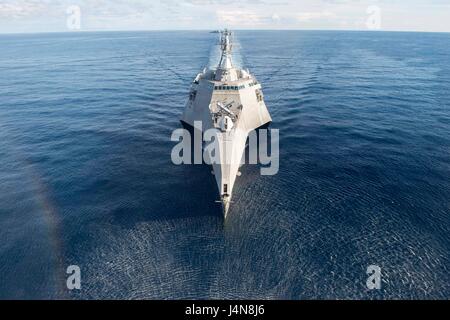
[215,29,238,81]
[218,29,233,70]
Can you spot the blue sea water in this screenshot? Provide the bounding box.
[0,31,449,299]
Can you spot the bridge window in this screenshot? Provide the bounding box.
[214,85,243,91]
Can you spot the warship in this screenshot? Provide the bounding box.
[181,30,272,217]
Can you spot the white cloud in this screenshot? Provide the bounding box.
[216,10,267,26]
[1,0,450,33]
[271,13,280,22]
[0,1,46,18]
[297,11,337,22]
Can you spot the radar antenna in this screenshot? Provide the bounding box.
[220,29,233,54]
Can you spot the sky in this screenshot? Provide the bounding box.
[0,0,450,33]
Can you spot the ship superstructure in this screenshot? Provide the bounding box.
[181,30,272,217]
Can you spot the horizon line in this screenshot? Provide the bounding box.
[1,28,450,36]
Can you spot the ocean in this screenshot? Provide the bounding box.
[0,30,449,299]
